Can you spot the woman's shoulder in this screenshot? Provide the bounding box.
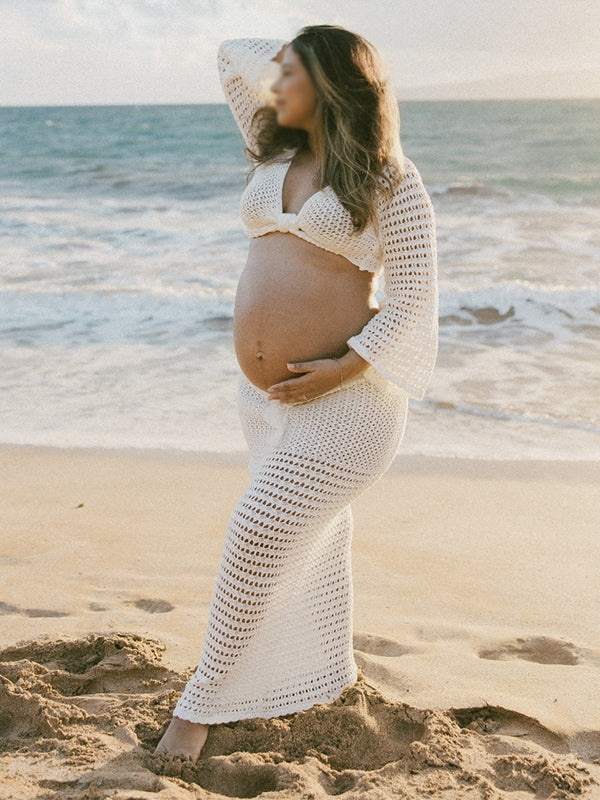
[373,156,434,227]
[381,157,430,200]
[380,156,421,183]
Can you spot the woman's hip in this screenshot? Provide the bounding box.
[238,368,408,477]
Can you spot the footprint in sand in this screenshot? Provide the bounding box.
[478,636,581,666]
[452,706,567,750]
[133,598,175,614]
[167,755,281,799]
[0,600,68,618]
[353,632,410,657]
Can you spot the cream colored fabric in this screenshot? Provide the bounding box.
[239,158,382,271]
[171,39,439,726]
[174,374,407,724]
[218,38,438,399]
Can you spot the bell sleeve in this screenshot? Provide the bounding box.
[347,159,439,399]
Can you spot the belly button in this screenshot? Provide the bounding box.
[256,351,264,360]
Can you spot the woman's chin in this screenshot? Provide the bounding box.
[276,110,300,129]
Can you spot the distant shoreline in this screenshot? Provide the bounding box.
[1,96,599,109]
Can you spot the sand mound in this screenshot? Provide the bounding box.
[0,634,598,800]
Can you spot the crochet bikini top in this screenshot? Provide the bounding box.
[218,38,439,399]
[240,157,382,272]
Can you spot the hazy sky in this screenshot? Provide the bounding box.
[2,0,599,105]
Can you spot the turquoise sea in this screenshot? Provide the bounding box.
[1,100,599,458]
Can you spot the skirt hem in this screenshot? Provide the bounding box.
[172,666,358,726]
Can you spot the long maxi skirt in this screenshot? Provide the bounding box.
[173,369,408,725]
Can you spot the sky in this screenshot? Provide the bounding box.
[2,0,599,105]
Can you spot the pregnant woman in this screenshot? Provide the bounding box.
[156,24,438,761]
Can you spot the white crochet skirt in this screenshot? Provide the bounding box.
[173,370,408,724]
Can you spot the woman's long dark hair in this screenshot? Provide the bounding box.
[248,25,403,231]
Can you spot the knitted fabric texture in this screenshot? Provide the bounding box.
[240,159,382,271]
[174,374,407,724]
[218,38,438,399]
[171,39,438,727]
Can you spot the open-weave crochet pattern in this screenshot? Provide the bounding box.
[218,38,438,399]
[174,374,407,724]
[172,38,439,725]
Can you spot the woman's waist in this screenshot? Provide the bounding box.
[246,231,377,279]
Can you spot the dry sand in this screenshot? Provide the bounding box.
[1,445,599,799]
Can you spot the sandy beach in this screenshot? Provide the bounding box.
[1,444,599,799]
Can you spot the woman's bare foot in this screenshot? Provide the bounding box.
[154,717,209,763]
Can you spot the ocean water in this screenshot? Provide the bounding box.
[1,100,599,459]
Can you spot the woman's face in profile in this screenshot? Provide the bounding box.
[271,46,317,132]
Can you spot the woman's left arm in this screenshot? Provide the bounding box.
[347,160,438,400]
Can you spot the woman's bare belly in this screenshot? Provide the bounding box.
[234,233,379,390]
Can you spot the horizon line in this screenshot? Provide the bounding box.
[1,95,599,109]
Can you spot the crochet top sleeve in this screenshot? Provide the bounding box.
[217,38,287,149]
[347,161,438,400]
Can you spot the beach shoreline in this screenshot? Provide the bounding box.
[1,443,599,798]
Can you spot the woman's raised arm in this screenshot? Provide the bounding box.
[217,38,287,148]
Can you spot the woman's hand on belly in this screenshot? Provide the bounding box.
[267,349,369,404]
